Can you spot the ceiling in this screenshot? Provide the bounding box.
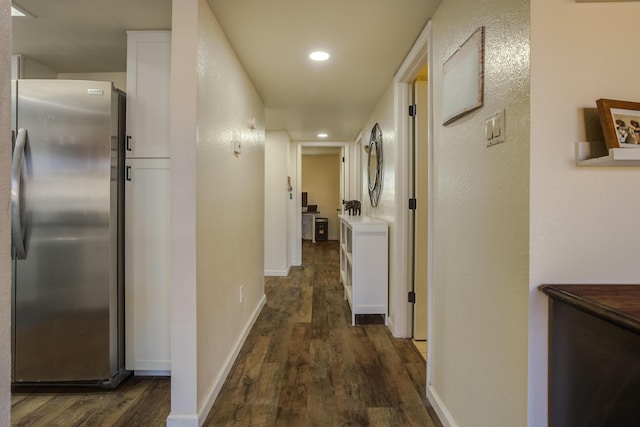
[11,0,440,142]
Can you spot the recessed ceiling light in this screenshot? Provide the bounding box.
[11,6,26,16]
[318,133,328,138]
[309,51,330,61]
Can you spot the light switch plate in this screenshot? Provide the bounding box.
[492,116,501,137]
[487,109,505,147]
[485,118,494,140]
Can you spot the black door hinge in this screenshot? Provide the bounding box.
[342,156,345,162]
[409,104,417,117]
[409,198,417,210]
[408,291,416,303]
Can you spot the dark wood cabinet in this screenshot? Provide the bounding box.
[541,285,640,427]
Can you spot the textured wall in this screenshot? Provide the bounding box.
[429,0,530,425]
[58,72,127,91]
[265,131,291,274]
[168,0,199,421]
[0,0,11,424]
[168,2,266,423]
[529,1,640,425]
[362,84,396,220]
[360,83,407,333]
[194,0,265,413]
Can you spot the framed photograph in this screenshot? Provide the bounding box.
[442,26,485,126]
[596,98,640,149]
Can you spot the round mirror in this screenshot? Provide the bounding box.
[367,123,383,207]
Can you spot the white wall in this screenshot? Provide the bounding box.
[195,0,266,413]
[0,1,11,424]
[362,84,396,220]
[58,72,127,91]
[361,83,411,336]
[11,54,57,79]
[348,134,363,203]
[428,0,530,425]
[168,0,266,424]
[265,131,292,275]
[169,0,199,422]
[289,139,300,266]
[529,1,640,425]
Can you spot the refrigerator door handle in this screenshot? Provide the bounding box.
[11,128,27,259]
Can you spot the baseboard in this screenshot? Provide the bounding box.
[134,369,170,377]
[264,265,291,277]
[166,413,199,427]
[196,294,267,425]
[427,385,458,427]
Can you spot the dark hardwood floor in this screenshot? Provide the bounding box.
[11,376,170,426]
[11,240,439,426]
[205,240,439,426]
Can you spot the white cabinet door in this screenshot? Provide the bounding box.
[125,158,171,372]
[126,31,171,158]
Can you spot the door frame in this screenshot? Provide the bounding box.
[393,21,434,385]
[292,141,349,266]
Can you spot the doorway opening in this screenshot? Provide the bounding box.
[293,142,349,266]
[411,69,429,362]
[393,21,433,389]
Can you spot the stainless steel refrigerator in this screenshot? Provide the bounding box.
[10,79,129,387]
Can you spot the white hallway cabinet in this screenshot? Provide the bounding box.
[338,215,388,326]
[124,31,171,374]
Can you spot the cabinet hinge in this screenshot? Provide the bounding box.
[409,198,417,210]
[408,291,416,303]
[409,104,417,117]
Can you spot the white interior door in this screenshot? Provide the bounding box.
[340,147,346,211]
[413,80,428,341]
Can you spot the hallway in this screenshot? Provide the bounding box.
[206,240,439,426]
[11,240,439,426]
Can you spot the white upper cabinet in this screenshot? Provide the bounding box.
[126,31,171,158]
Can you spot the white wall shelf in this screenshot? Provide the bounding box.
[339,215,388,326]
[575,142,640,166]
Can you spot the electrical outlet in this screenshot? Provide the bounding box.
[239,285,244,304]
[233,140,242,154]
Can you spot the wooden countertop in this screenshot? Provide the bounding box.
[540,284,640,334]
